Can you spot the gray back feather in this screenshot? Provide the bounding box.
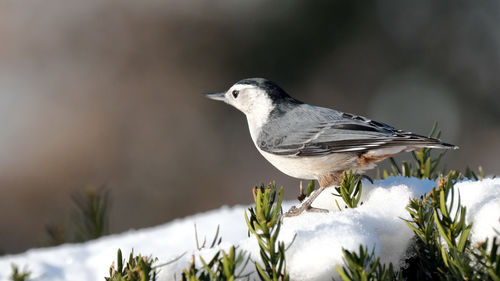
[257,104,455,157]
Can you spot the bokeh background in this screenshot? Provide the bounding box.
[1,0,499,254]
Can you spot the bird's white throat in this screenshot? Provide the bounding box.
[245,94,275,142]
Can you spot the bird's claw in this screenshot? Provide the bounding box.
[282,199,328,218]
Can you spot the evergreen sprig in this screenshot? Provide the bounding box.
[474,237,500,281]
[44,186,111,246]
[333,170,363,210]
[245,183,289,281]
[335,245,401,281]
[106,249,157,281]
[72,186,110,242]
[182,246,248,281]
[9,264,31,281]
[401,171,500,281]
[464,166,487,180]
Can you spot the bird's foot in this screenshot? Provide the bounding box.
[283,205,328,217]
[282,187,329,218]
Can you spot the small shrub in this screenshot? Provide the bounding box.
[72,186,110,242]
[474,237,500,281]
[245,183,289,281]
[106,249,157,281]
[464,166,486,180]
[333,170,363,210]
[44,186,110,246]
[402,171,500,280]
[182,224,248,281]
[182,246,249,281]
[335,245,401,281]
[9,264,31,281]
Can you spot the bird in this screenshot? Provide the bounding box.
[205,78,458,216]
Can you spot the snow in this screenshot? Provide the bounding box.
[453,179,500,243]
[0,177,498,281]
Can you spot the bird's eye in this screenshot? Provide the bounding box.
[232,90,239,98]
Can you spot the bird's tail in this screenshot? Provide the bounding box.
[423,140,458,150]
[408,137,458,150]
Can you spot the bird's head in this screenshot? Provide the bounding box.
[205,78,299,116]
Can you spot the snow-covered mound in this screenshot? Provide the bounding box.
[1,177,498,281]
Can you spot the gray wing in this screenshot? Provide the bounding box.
[257,104,456,157]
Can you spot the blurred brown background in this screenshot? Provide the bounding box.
[1,0,499,254]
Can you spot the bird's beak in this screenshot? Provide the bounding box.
[204,92,226,101]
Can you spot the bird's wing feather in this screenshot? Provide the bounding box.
[257,104,455,157]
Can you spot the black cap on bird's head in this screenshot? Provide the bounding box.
[234,78,300,104]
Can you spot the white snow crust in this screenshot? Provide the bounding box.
[0,177,498,281]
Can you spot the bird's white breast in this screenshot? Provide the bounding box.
[255,147,359,180]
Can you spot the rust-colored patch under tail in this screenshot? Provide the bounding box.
[357,152,398,167]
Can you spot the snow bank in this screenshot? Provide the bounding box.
[0,177,498,281]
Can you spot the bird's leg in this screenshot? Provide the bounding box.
[283,187,328,217]
[283,173,342,218]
